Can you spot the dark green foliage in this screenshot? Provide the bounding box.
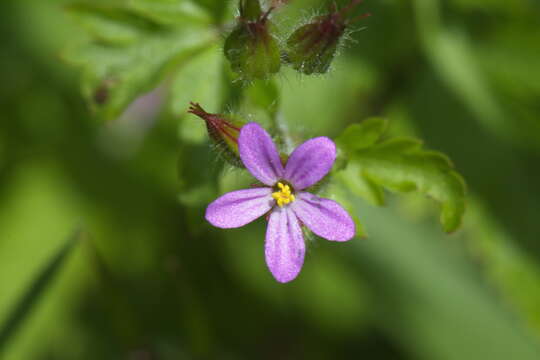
[337,118,466,233]
[63,2,215,121]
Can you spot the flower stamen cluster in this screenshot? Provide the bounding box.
[272,182,296,207]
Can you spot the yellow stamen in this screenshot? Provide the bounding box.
[272,182,295,207]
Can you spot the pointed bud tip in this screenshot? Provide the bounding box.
[187,102,209,119]
[187,102,245,168]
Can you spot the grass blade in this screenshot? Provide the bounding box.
[0,228,82,352]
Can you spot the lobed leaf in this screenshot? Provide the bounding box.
[67,4,157,45]
[128,0,212,26]
[337,162,385,206]
[336,117,388,151]
[338,122,466,233]
[64,3,216,121]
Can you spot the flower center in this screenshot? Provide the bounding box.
[272,182,295,208]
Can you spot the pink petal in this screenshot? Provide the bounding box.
[292,192,355,241]
[284,137,336,190]
[205,188,273,228]
[265,207,305,283]
[239,123,285,186]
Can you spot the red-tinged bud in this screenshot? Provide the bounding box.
[285,0,370,75]
[188,102,244,167]
[224,1,281,81]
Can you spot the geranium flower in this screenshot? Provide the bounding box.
[206,123,355,283]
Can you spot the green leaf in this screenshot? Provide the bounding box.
[68,4,156,45]
[336,117,388,151]
[128,0,212,26]
[64,3,216,121]
[0,228,82,352]
[337,162,385,206]
[338,121,466,233]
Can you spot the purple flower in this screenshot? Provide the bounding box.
[206,123,355,283]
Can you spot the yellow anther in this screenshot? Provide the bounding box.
[272,182,295,207]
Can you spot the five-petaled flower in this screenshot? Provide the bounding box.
[206,123,355,283]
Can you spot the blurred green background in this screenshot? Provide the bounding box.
[1,0,540,359]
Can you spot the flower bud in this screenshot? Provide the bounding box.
[188,102,244,167]
[224,1,281,80]
[284,0,370,75]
